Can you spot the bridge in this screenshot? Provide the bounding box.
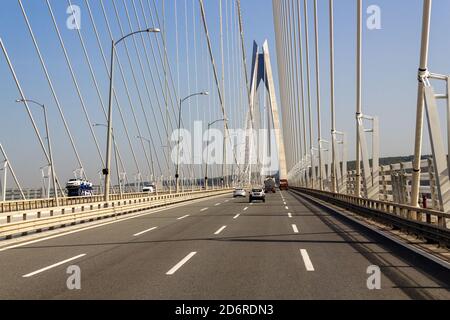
[0,0,448,300]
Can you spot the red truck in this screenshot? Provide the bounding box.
[279,179,289,191]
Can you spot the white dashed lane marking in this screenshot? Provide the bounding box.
[214,226,227,235]
[133,227,158,237]
[166,252,197,275]
[23,254,86,278]
[300,249,315,271]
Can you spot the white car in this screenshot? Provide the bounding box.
[249,188,266,203]
[233,188,247,198]
[143,185,155,193]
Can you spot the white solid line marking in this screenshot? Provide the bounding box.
[243,207,248,211]
[177,214,190,220]
[215,203,221,206]
[23,254,86,278]
[133,227,157,237]
[300,249,315,271]
[288,212,292,218]
[214,225,227,235]
[292,224,299,233]
[233,214,240,219]
[166,252,197,275]
[285,206,289,210]
[200,208,209,212]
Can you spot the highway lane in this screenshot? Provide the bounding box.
[0,190,448,299]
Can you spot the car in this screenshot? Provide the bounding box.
[233,188,247,198]
[249,188,265,203]
[143,184,155,193]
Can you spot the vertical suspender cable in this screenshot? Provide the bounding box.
[272,1,289,175]
[356,0,363,197]
[296,0,308,186]
[219,0,228,186]
[290,0,303,166]
[329,0,337,193]
[304,0,315,187]
[411,0,433,208]
[281,1,292,170]
[192,0,200,185]
[313,0,323,191]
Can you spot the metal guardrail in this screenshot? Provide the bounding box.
[290,187,450,246]
[0,187,215,214]
[0,188,231,239]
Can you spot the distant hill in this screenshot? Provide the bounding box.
[346,155,432,171]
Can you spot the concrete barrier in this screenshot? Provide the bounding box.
[0,189,231,239]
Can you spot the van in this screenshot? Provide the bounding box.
[279,179,289,191]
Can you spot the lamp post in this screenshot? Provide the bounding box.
[205,118,227,190]
[94,123,123,198]
[16,99,58,205]
[104,27,160,203]
[175,91,209,193]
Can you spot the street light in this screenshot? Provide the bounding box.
[136,136,155,185]
[94,123,123,197]
[104,27,160,202]
[15,99,58,205]
[204,118,227,190]
[175,91,209,193]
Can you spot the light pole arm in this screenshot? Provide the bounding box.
[181,91,209,104]
[114,28,160,47]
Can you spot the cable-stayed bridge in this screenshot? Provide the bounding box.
[0,0,448,300]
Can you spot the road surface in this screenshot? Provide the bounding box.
[0,191,448,299]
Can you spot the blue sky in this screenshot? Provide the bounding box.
[1,0,450,188]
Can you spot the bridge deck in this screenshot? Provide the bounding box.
[0,191,448,299]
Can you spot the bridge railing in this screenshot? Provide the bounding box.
[301,158,439,209]
[0,188,232,239]
[0,186,216,214]
[291,187,450,245]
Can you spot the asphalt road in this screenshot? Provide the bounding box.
[0,190,448,299]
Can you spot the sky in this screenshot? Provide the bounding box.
[1,0,450,189]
